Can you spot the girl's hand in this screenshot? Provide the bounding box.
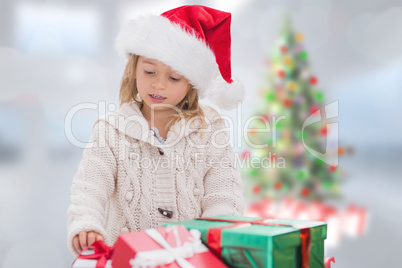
[73,231,104,253]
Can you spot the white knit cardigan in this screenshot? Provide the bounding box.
[67,102,244,256]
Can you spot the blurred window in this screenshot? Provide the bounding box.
[14,3,100,54]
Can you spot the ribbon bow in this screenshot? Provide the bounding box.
[77,241,114,268]
[130,225,207,268]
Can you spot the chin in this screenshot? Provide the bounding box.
[149,103,176,110]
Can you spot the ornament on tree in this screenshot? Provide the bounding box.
[288,81,297,91]
[315,91,324,101]
[294,143,304,154]
[322,180,332,190]
[241,150,251,159]
[298,169,309,180]
[295,96,305,104]
[274,181,282,190]
[265,92,276,101]
[250,169,259,177]
[260,114,270,123]
[310,105,320,115]
[295,33,304,42]
[320,126,328,136]
[310,76,318,85]
[293,156,304,167]
[298,130,307,141]
[278,70,286,78]
[247,128,257,136]
[299,51,308,60]
[252,185,261,194]
[284,56,292,65]
[329,165,337,172]
[301,187,310,197]
[283,99,292,107]
[294,44,303,53]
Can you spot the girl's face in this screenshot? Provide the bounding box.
[135,56,190,111]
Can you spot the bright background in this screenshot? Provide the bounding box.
[1,0,401,267]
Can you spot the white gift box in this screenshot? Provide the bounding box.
[72,249,112,268]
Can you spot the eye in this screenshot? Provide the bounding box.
[169,76,181,82]
[144,70,155,75]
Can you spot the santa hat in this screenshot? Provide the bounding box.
[115,5,245,110]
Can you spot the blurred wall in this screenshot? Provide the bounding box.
[0,0,401,267]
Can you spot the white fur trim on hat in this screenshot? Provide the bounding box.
[208,77,245,110]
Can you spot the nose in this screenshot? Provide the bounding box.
[152,75,167,90]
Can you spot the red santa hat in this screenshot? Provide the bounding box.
[115,5,245,110]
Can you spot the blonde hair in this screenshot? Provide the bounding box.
[119,54,216,133]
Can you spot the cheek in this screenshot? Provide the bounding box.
[136,74,148,93]
[172,85,189,100]
[179,83,190,96]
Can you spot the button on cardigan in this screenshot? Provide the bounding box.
[66,102,244,256]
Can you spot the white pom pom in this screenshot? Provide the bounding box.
[208,77,245,110]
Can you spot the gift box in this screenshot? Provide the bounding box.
[165,215,327,268]
[72,241,113,268]
[111,224,228,268]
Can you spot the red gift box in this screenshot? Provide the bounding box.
[111,225,228,268]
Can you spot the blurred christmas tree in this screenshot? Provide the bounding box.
[241,14,344,202]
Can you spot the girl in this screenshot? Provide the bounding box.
[67,5,245,256]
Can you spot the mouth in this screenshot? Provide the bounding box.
[149,94,166,100]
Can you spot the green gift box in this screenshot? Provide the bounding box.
[165,215,327,268]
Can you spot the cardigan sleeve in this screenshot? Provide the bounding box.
[201,120,245,217]
[66,119,117,256]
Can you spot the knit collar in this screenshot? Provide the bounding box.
[102,101,219,147]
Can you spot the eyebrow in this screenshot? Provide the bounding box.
[142,60,155,65]
[141,59,180,75]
